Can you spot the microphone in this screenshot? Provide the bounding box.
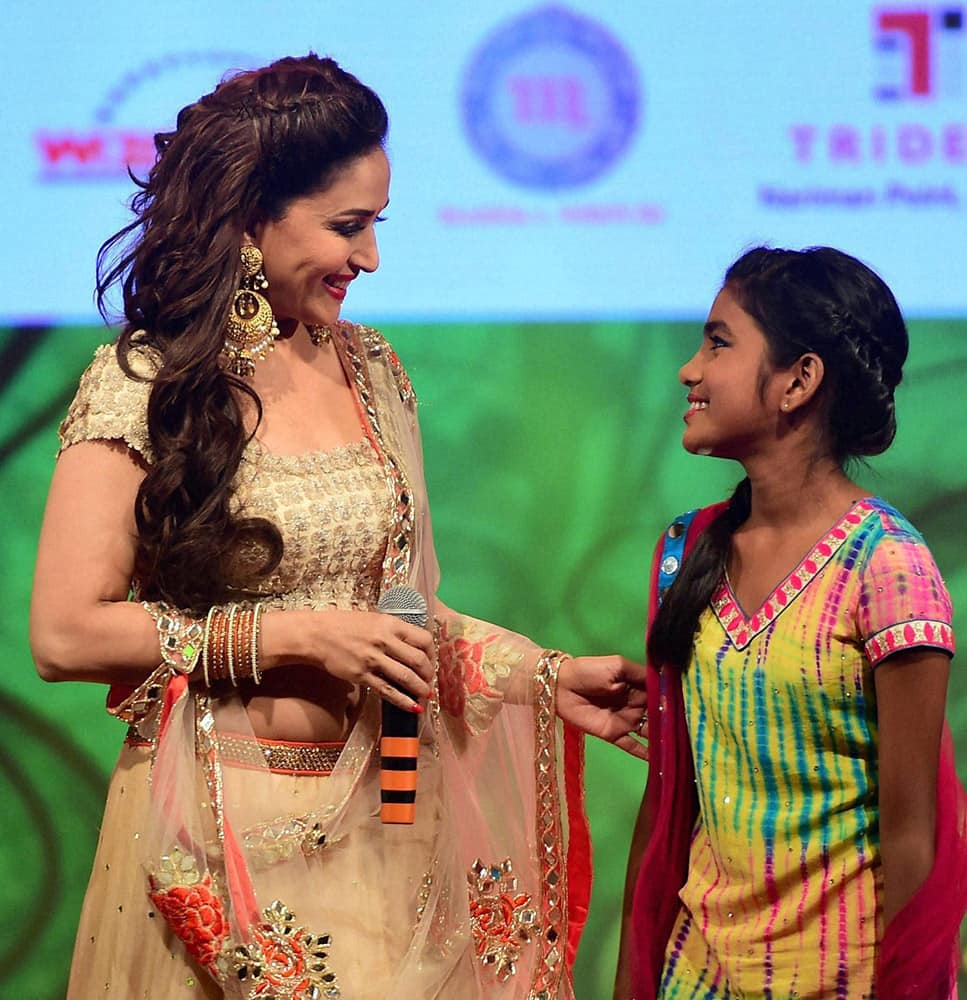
[376,585,428,825]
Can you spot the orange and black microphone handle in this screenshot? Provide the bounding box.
[380,699,419,824]
[376,585,428,825]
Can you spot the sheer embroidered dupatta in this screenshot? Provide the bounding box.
[115,323,590,999]
[344,322,591,995]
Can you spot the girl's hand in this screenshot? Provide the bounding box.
[555,655,649,759]
[266,609,435,713]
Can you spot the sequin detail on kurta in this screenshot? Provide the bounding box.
[659,499,955,1000]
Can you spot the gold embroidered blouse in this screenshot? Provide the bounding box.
[58,341,393,612]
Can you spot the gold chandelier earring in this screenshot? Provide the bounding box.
[222,244,279,377]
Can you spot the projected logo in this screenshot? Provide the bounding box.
[35,51,257,181]
[873,5,964,99]
[461,5,640,189]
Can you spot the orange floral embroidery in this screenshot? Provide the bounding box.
[437,620,501,718]
[467,858,537,982]
[218,900,340,999]
[148,849,227,975]
[149,849,340,997]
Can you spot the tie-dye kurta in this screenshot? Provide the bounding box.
[659,498,955,1000]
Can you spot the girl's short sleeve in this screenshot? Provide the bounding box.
[58,343,156,463]
[858,531,955,666]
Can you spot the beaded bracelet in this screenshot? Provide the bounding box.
[201,606,218,687]
[250,603,264,685]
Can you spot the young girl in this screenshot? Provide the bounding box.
[616,247,966,999]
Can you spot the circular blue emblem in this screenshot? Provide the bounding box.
[461,5,641,190]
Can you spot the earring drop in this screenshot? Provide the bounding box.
[221,245,279,377]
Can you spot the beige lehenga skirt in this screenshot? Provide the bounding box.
[69,743,224,999]
[67,739,476,999]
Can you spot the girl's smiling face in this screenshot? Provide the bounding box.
[678,286,792,461]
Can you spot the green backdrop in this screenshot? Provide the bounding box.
[2,320,965,998]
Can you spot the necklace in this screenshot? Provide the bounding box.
[308,325,332,346]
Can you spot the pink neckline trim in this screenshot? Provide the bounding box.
[711,498,876,649]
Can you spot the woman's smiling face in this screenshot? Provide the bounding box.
[250,147,390,329]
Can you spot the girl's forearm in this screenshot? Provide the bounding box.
[879,828,935,927]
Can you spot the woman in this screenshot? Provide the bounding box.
[30,54,648,999]
[615,247,966,999]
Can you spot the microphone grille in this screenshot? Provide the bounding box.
[376,585,428,628]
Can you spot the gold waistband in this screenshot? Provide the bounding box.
[124,728,345,775]
[216,733,345,775]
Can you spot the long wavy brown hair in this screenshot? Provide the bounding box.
[96,54,388,610]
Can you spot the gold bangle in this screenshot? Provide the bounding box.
[251,603,264,685]
[226,604,239,686]
[198,604,263,687]
[209,610,230,682]
[232,606,255,683]
[202,606,217,687]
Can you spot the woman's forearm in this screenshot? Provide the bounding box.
[32,601,313,686]
[31,599,169,685]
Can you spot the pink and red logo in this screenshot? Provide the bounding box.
[35,51,257,182]
[873,5,964,99]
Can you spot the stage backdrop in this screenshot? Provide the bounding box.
[1,319,965,998]
[8,1,967,324]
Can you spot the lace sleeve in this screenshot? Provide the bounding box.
[58,342,157,462]
[434,605,547,735]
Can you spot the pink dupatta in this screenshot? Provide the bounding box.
[877,721,967,998]
[628,503,721,999]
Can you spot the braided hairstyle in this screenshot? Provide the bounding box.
[96,54,389,610]
[648,246,909,668]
